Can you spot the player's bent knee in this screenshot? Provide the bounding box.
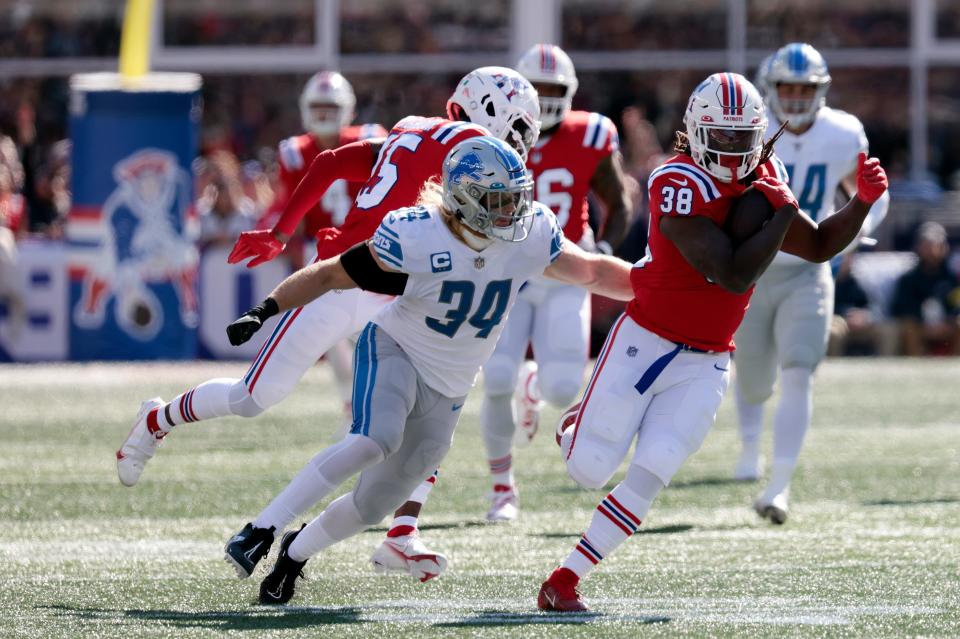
[781,344,824,370]
[227,382,267,418]
[483,355,519,397]
[538,369,582,408]
[737,375,774,406]
[632,432,694,486]
[565,438,620,490]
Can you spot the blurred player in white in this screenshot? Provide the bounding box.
[477,44,633,522]
[733,43,890,524]
[219,136,634,605]
[261,71,386,417]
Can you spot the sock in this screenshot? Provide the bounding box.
[735,381,765,449]
[253,435,384,532]
[287,493,367,562]
[149,378,239,433]
[767,367,813,496]
[562,467,660,579]
[481,392,515,460]
[488,454,514,489]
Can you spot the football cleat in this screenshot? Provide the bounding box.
[224,522,276,579]
[370,533,448,582]
[258,525,308,605]
[538,567,589,612]
[734,445,763,482]
[512,361,544,447]
[116,397,165,487]
[486,485,519,522]
[556,401,581,447]
[754,490,789,525]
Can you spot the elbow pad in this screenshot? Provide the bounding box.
[340,242,408,296]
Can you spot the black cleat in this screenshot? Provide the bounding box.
[259,524,308,605]
[224,522,276,579]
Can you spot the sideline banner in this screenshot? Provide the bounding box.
[66,73,202,360]
[0,240,68,361]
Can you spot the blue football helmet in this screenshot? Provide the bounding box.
[763,42,831,127]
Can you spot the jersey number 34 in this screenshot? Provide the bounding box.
[426,279,512,338]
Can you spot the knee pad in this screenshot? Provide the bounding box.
[353,487,403,526]
[227,382,266,418]
[360,423,405,458]
[736,369,775,406]
[538,361,583,407]
[565,434,621,490]
[483,354,519,397]
[632,431,693,487]
[401,439,450,481]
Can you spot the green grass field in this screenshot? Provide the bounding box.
[1,358,958,638]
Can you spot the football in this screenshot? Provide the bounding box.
[724,187,775,246]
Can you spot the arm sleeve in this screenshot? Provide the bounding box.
[273,140,377,237]
[340,242,409,295]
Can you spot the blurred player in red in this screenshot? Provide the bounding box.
[476,44,633,522]
[259,71,387,418]
[116,66,541,582]
[538,72,888,612]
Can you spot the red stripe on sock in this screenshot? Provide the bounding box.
[575,545,599,565]
[187,389,197,422]
[387,525,416,538]
[597,504,633,536]
[146,408,162,435]
[607,494,641,526]
[178,394,188,423]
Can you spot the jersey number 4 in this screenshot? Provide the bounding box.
[784,163,826,220]
[426,279,512,338]
[356,132,423,209]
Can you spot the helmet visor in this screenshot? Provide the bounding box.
[480,181,534,241]
[703,127,763,155]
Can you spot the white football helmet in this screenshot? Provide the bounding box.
[754,53,775,98]
[447,66,541,162]
[763,42,831,128]
[299,71,356,137]
[516,44,578,130]
[442,136,535,243]
[683,73,768,182]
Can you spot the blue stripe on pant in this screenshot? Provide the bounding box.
[350,323,378,436]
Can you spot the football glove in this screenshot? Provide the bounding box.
[855,152,888,205]
[751,177,798,212]
[228,230,285,268]
[226,298,279,346]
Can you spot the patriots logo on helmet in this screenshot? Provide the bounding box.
[448,152,485,185]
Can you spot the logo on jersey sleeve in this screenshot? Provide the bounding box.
[548,213,564,262]
[372,221,404,270]
[430,251,452,273]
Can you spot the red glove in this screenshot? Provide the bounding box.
[856,152,888,205]
[751,177,798,211]
[227,230,285,268]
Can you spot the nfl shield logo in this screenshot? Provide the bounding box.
[627,346,638,357]
[474,256,485,269]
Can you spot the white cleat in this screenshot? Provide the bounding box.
[371,534,447,582]
[116,398,165,487]
[512,361,544,447]
[754,490,789,525]
[486,487,519,522]
[734,447,763,482]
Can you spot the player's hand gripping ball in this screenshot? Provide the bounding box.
[724,187,776,246]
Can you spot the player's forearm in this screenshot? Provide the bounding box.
[269,258,356,311]
[723,206,796,292]
[806,197,872,263]
[272,140,378,238]
[585,254,634,300]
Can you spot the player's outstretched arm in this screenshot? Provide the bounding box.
[661,182,798,294]
[543,239,634,300]
[781,153,888,262]
[589,152,634,252]
[227,139,384,268]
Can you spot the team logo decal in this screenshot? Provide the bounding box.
[474,257,485,270]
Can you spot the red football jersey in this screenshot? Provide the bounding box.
[626,153,790,352]
[316,116,488,259]
[266,124,387,237]
[527,110,619,244]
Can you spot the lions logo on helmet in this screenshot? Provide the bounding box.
[762,42,831,128]
[516,44,578,130]
[442,136,534,243]
[683,73,767,182]
[299,71,356,137]
[446,67,541,162]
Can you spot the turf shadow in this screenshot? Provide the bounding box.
[433,609,671,627]
[367,520,488,533]
[39,603,366,630]
[863,497,960,507]
[533,524,694,539]
[667,476,745,489]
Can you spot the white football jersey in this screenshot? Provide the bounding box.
[770,106,868,267]
[371,203,564,397]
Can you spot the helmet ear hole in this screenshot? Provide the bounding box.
[485,102,496,117]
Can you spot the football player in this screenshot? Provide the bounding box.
[116,66,539,498]
[733,43,890,525]
[220,136,635,605]
[263,71,387,417]
[538,72,888,612]
[473,44,633,522]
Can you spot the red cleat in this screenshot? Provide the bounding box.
[537,567,589,612]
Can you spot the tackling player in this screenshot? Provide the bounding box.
[477,44,633,522]
[219,136,635,605]
[262,71,387,417]
[538,72,889,612]
[733,44,889,524]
